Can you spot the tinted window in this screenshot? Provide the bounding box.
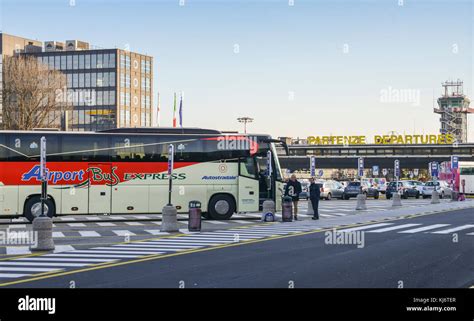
[7,134,59,161]
[60,135,109,161]
[349,182,360,186]
[0,134,6,161]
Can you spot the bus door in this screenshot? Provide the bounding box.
[88,163,112,214]
[255,155,276,209]
[238,157,260,212]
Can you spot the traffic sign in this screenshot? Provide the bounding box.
[451,155,459,169]
[372,165,379,176]
[394,160,400,178]
[358,157,364,177]
[318,169,324,177]
[40,137,47,181]
[267,150,273,177]
[167,144,174,175]
[430,162,439,178]
[382,168,388,176]
[413,168,419,176]
[310,156,316,177]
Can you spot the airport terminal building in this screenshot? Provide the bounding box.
[277,134,474,181]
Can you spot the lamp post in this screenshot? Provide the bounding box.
[237,117,254,134]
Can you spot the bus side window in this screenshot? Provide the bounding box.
[240,157,257,179]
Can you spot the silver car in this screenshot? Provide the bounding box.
[320,181,345,200]
[422,180,452,199]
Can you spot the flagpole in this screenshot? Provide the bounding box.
[179,91,183,128]
[156,92,160,127]
[173,92,177,128]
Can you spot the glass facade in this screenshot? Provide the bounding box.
[29,49,153,131]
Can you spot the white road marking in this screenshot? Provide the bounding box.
[0,273,30,278]
[0,267,62,272]
[0,262,92,267]
[6,247,30,255]
[52,232,65,238]
[205,221,227,225]
[231,220,252,224]
[45,253,139,258]
[68,223,86,227]
[338,223,394,233]
[16,257,115,263]
[431,225,474,234]
[78,231,101,237]
[53,245,75,253]
[125,222,143,226]
[367,224,422,233]
[144,230,169,235]
[112,230,136,236]
[71,250,164,255]
[113,244,201,248]
[398,224,451,234]
[96,222,116,227]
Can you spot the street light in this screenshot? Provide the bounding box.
[237,117,254,134]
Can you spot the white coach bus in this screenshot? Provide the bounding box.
[0,128,287,221]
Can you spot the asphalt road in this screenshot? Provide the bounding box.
[7,208,474,288]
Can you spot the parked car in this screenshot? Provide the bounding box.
[401,180,424,193]
[386,181,421,199]
[320,181,345,200]
[422,180,452,199]
[343,181,379,199]
[299,181,310,200]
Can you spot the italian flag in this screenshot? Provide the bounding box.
[172,92,177,128]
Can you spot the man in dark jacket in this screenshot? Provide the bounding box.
[309,177,321,220]
[284,174,302,220]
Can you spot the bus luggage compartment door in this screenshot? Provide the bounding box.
[87,163,112,215]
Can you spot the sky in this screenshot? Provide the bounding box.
[1,0,473,141]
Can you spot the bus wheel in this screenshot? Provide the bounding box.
[208,194,235,220]
[24,196,55,222]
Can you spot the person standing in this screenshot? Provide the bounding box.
[309,177,321,220]
[284,174,302,220]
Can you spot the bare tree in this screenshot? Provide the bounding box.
[1,55,71,130]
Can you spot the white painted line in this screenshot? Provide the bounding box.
[338,223,394,233]
[59,217,76,221]
[68,223,86,227]
[231,220,252,224]
[367,224,422,233]
[108,247,187,252]
[0,262,91,267]
[108,216,125,220]
[52,232,65,238]
[431,225,474,234]
[96,222,116,227]
[85,217,98,220]
[467,232,474,235]
[17,257,116,263]
[0,273,30,278]
[8,224,27,229]
[6,247,31,255]
[78,231,101,237]
[398,224,451,234]
[151,221,162,225]
[145,240,221,245]
[144,230,169,235]
[205,221,227,225]
[125,222,143,226]
[53,245,75,253]
[112,230,136,236]
[179,229,199,234]
[44,253,139,258]
[130,216,149,219]
[138,241,217,246]
[0,267,62,272]
[113,244,201,248]
[77,249,164,255]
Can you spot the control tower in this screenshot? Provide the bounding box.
[434,80,473,143]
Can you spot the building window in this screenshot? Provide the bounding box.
[97,72,103,87]
[79,54,84,69]
[125,74,130,88]
[91,73,97,87]
[109,53,116,68]
[85,55,91,69]
[97,54,103,68]
[73,73,78,88]
[79,73,84,87]
[109,72,116,87]
[67,55,73,69]
[91,54,97,69]
[67,74,72,87]
[85,73,91,87]
[109,91,116,105]
[61,55,66,70]
[73,55,78,69]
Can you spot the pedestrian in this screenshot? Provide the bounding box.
[309,177,321,220]
[284,174,302,220]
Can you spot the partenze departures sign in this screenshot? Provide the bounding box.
[306,134,456,145]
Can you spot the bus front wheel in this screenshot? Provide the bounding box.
[208,194,235,220]
[24,196,55,222]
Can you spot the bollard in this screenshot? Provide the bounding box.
[161,204,179,232]
[305,200,314,215]
[391,192,402,207]
[431,190,440,204]
[262,200,276,222]
[451,191,459,202]
[30,216,55,251]
[281,196,293,222]
[188,201,202,232]
[355,193,367,210]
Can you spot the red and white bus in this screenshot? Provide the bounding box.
[0,128,287,221]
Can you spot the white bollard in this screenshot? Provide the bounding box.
[431,190,440,204]
[305,200,314,215]
[261,200,276,221]
[392,193,402,207]
[30,216,55,251]
[355,194,367,210]
[161,205,179,232]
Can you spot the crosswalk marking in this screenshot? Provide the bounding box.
[398,224,451,234]
[52,232,65,238]
[6,247,30,255]
[205,221,227,225]
[68,223,86,227]
[338,223,394,233]
[112,230,136,236]
[0,262,92,267]
[0,267,62,272]
[58,217,76,221]
[72,250,164,255]
[112,244,200,249]
[96,222,116,227]
[16,257,116,263]
[431,225,474,234]
[144,230,169,235]
[44,253,139,258]
[125,222,143,226]
[54,245,75,253]
[109,246,188,252]
[366,224,421,233]
[232,220,252,224]
[0,273,30,278]
[78,231,101,237]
